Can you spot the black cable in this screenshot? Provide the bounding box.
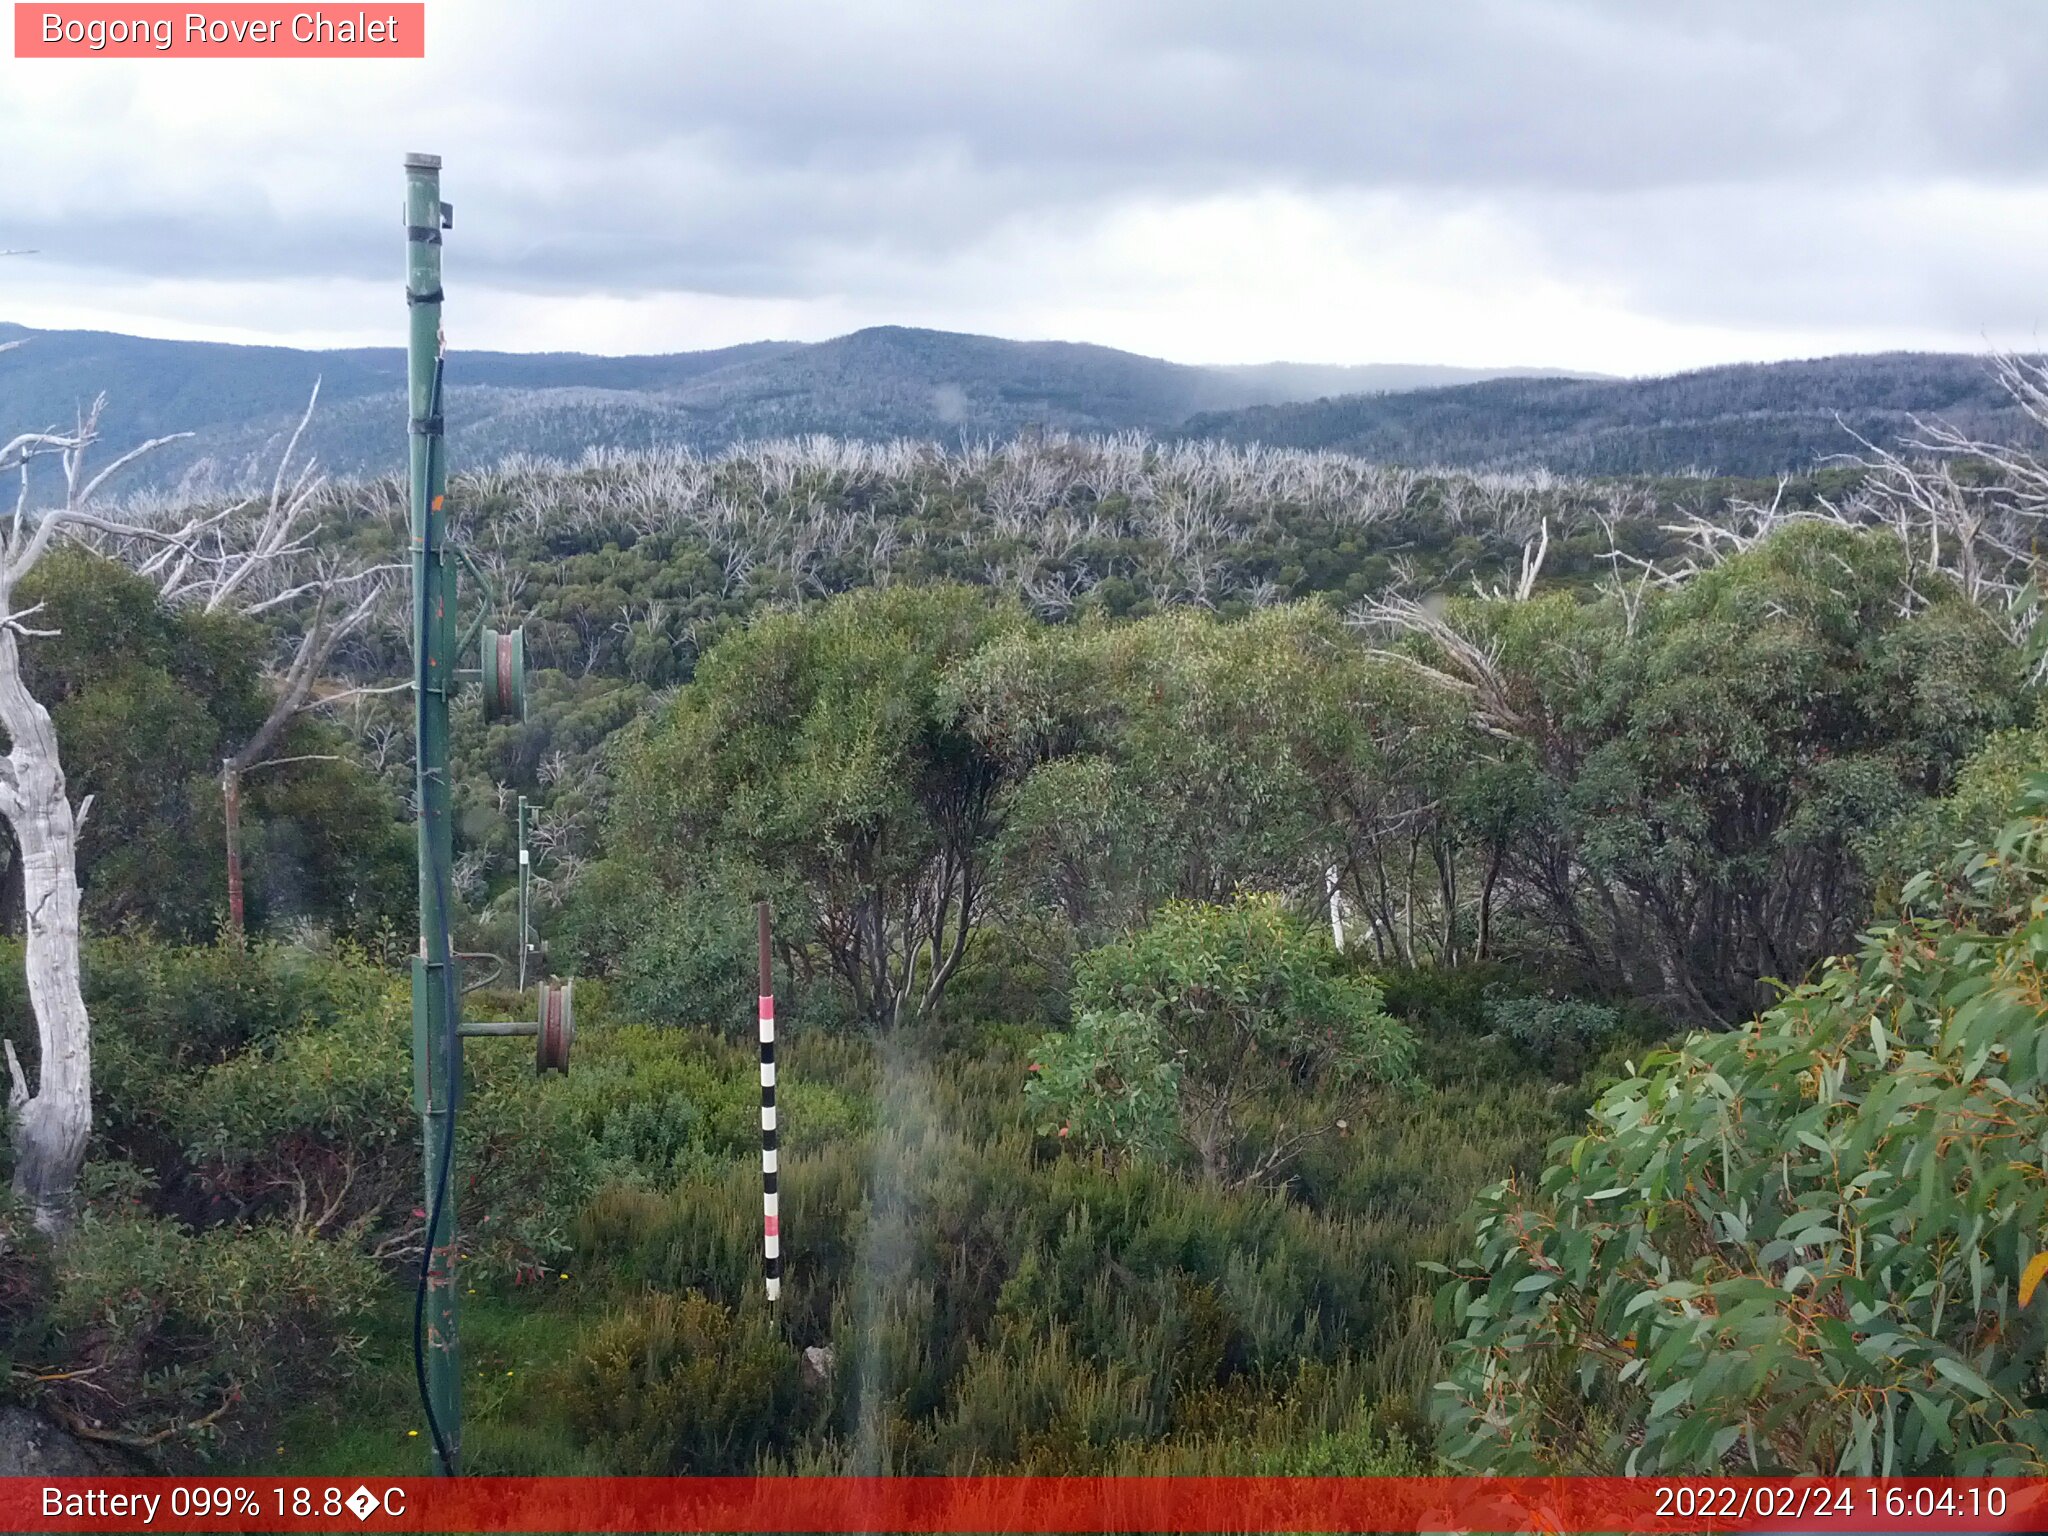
[410,351,461,1477]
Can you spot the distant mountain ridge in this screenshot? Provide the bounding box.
[1182,352,2035,478]
[0,321,1593,488]
[0,322,2027,486]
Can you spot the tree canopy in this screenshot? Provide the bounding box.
[12,549,408,943]
[603,584,1025,1027]
[1028,896,1415,1186]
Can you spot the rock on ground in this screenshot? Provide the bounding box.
[0,1404,140,1475]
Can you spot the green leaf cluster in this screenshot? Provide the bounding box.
[1029,897,1415,1184]
[1434,775,2048,1473]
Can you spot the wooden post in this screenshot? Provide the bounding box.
[222,759,245,937]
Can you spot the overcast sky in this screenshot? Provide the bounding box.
[3,0,2046,374]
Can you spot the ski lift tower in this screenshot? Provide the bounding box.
[403,152,571,1477]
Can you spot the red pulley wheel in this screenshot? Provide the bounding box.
[480,626,527,722]
[495,631,514,715]
[536,978,573,1074]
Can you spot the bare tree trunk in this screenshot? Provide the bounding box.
[222,759,244,938]
[0,626,92,1235]
[1402,837,1420,965]
[0,395,194,1239]
[1477,844,1503,961]
[1436,840,1459,967]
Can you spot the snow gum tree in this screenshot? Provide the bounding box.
[0,389,191,1234]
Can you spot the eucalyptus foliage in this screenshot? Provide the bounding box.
[1408,523,2025,1023]
[1434,778,2048,1474]
[1029,897,1415,1186]
[13,550,408,942]
[608,584,1025,1027]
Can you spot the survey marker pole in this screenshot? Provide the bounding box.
[405,150,462,1476]
[759,901,781,1301]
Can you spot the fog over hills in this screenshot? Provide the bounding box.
[0,321,2028,487]
[1183,352,2037,478]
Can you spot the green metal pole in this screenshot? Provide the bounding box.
[404,150,461,1477]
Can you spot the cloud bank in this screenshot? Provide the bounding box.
[2,0,2044,371]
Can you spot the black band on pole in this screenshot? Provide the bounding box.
[406,224,443,244]
[411,414,445,436]
[407,287,445,306]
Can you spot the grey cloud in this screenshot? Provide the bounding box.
[5,0,2048,356]
[1522,180,2048,338]
[479,1,2048,194]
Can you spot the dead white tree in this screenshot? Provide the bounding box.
[1347,591,1530,742]
[0,395,195,1234]
[1470,518,1550,602]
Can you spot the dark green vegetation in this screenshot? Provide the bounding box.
[593,532,2020,1030]
[0,934,1579,1473]
[9,550,410,944]
[0,322,1581,488]
[1027,899,1416,1187]
[1437,772,2048,1474]
[1186,352,2038,477]
[2,416,2045,1475]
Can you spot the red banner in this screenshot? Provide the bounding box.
[13,5,425,58]
[5,1476,2048,1533]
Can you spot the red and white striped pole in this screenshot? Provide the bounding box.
[757,900,781,1303]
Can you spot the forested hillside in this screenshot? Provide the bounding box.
[3,390,2047,1478]
[7,322,2024,491]
[1186,352,2036,476]
[0,322,1580,489]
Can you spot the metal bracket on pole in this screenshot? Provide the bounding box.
[459,978,574,1073]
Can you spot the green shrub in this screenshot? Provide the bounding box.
[1029,897,1415,1185]
[1876,721,2048,899]
[0,936,386,1146]
[158,972,584,1276]
[615,891,758,1034]
[1433,775,2048,1474]
[936,924,1071,1030]
[38,1192,381,1452]
[557,1291,804,1472]
[1482,994,1622,1078]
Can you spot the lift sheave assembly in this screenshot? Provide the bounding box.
[403,150,574,1478]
